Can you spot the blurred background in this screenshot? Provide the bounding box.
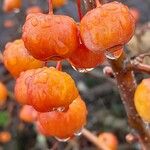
[0,0,150,149]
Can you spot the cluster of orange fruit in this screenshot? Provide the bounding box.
[2,0,136,141]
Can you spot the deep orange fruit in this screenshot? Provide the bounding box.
[3,39,44,78]
[3,0,21,12]
[15,67,79,112]
[134,78,150,122]
[98,132,118,150]
[38,96,87,139]
[0,131,11,143]
[68,43,105,69]
[26,6,42,15]
[0,82,8,105]
[22,13,79,61]
[52,0,67,8]
[80,2,135,53]
[19,105,38,123]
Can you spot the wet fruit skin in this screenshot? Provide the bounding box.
[0,82,8,105]
[98,132,118,150]
[38,96,87,138]
[15,67,79,112]
[22,13,79,61]
[19,105,38,123]
[68,43,105,69]
[134,78,150,122]
[0,131,11,143]
[3,0,21,12]
[3,39,44,78]
[80,1,135,53]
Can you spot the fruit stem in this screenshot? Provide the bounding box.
[56,61,62,71]
[107,50,150,149]
[48,0,53,14]
[77,0,83,20]
[82,128,110,150]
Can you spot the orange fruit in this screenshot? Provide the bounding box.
[19,105,38,123]
[22,13,79,61]
[0,82,8,105]
[80,2,135,53]
[0,131,11,143]
[3,0,21,12]
[68,43,105,69]
[130,8,140,23]
[38,96,87,139]
[52,0,67,8]
[15,67,79,112]
[3,39,44,78]
[134,78,150,122]
[98,132,118,150]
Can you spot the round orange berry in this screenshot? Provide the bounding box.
[52,0,67,8]
[22,13,79,61]
[0,82,8,105]
[130,8,140,23]
[38,96,87,139]
[134,78,150,122]
[3,39,44,78]
[19,105,38,123]
[3,0,21,12]
[68,43,105,69]
[80,2,135,53]
[0,131,11,143]
[98,132,118,150]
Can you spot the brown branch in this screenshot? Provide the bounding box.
[107,50,150,149]
[82,128,110,150]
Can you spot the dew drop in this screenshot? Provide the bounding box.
[74,128,83,136]
[55,136,70,142]
[71,65,94,73]
[14,8,20,13]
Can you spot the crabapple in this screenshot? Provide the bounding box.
[3,39,44,78]
[38,96,87,139]
[80,2,135,53]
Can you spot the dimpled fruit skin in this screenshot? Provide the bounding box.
[98,132,118,150]
[22,13,79,61]
[15,67,79,112]
[134,78,150,122]
[19,105,37,123]
[0,82,7,102]
[3,39,44,78]
[68,43,105,68]
[38,97,87,138]
[80,1,135,53]
[3,0,21,12]
[15,69,35,105]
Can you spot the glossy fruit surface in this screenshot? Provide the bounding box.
[19,105,38,123]
[15,67,79,112]
[134,78,150,122]
[3,0,21,12]
[38,96,87,138]
[22,13,79,61]
[68,43,105,69]
[80,1,135,53]
[3,39,44,78]
[98,132,118,150]
[0,82,8,105]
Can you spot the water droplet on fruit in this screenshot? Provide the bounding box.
[52,107,65,112]
[14,8,20,13]
[55,136,70,142]
[71,65,94,73]
[74,128,83,136]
